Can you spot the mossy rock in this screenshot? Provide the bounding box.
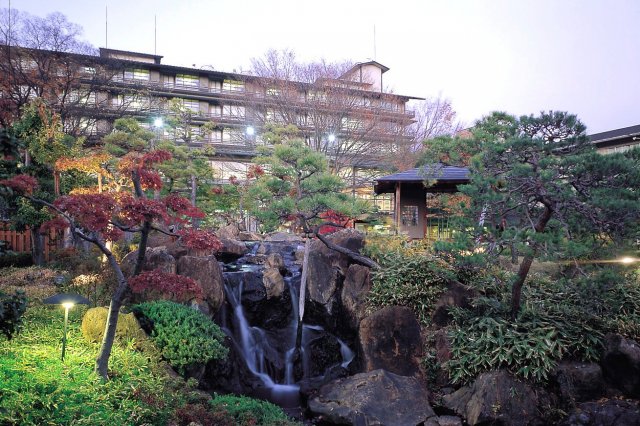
[81,307,148,348]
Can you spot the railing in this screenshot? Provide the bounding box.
[107,76,415,119]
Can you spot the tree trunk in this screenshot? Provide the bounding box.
[190,175,200,229]
[315,231,380,269]
[510,254,534,320]
[95,253,128,380]
[510,205,553,319]
[30,228,45,266]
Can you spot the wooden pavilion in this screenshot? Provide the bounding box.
[374,165,469,239]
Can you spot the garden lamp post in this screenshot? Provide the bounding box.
[42,293,91,361]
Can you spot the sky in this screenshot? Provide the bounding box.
[5,0,640,133]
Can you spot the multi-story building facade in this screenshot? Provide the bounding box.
[0,45,419,211]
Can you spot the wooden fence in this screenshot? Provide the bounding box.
[0,222,62,261]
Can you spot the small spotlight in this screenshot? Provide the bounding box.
[621,257,635,264]
[328,134,336,143]
[153,117,163,128]
[246,126,255,136]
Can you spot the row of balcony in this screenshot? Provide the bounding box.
[106,76,415,119]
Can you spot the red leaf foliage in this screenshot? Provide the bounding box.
[40,216,68,233]
[54,193,123,240]
[177,228,222,251]
[164,193,205,222]
[129,269,203,303]
[246,165,265,179]
[0,175,39,194]
[318,210,353,235]
[118,194,168,226]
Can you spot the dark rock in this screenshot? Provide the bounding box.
[560,399,640,426]
[425,416,463,426]
[602,334,640,398]
[555,361,606,404]
[177,255,225,314]
[432,280,478,327]
[306,229,366,319]
[121,246,176,277]
[443,370,545,425]
[308,369,435,426]
[341,264,371,330]
[217,238,248,261]
[307,334,343,378]
[358,305,423,377]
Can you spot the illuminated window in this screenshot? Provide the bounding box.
[223,79,245,92]
[182,99,200,112]
[401,205,419,226]
[124,68,149,81]
[266,87,280,96]
[176,74,199,87]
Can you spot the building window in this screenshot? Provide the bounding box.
[176,74,199,88]
[124,68,150,81]
[181,99,200,112]
[223,79,245,92]
[223,128,244,143]
[209,129,222,142]
[223,105,245,118]
[401,205,419,226]
[210,104,222,117]
[266,87,280,97]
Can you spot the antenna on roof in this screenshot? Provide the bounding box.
[105,5,108,48]
[373,24,377,60]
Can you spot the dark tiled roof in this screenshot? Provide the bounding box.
[374,165,469,194]
[376,165,469,182]
[589,125,640,144]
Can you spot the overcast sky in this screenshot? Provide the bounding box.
[6,0,640,133]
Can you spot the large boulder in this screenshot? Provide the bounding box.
[431,280,478,327]
[216,223,240,240]
[601,333,640,397]
[308,369,435,425]
[560,399,640,426]
[358,305,423,377]
[554,361,606,404]
[443,370,546,426]
[341,264,371,330]
[176,255,225,314]
[217,238,248,261]
[120,246,176,277]
[237,231,262,241]
[306,229,366,317]
[264,232,303,242]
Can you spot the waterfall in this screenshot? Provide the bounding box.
[220,241,355,407]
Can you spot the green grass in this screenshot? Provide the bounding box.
[0,267,300,426]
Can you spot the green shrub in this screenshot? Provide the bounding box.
[365,239,453,324]
[0,289,27,339]
[444,269,640,384]
[0,251,33,268]
[134,300,228,373]
[209,394,298,426]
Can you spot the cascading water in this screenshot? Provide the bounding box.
[219,241,354,408]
